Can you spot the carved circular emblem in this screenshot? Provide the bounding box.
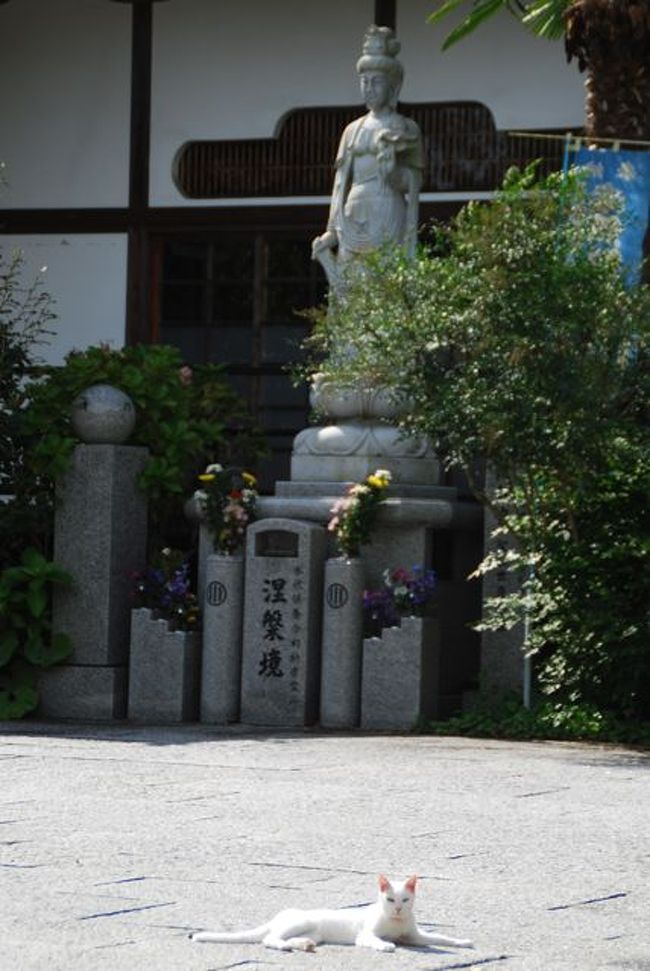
[326,583,349,609]
[206,580,227,607]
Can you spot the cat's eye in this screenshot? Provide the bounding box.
[386,896,395,902]
[402,897,410,903]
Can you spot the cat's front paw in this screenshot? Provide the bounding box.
[377,940,396,952]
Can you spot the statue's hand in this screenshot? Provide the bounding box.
[311,230,338,259]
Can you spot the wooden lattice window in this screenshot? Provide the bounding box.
[174,101,568,199]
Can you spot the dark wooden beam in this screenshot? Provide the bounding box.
[0,209,130,233]
[0,201,465,236]
[125,1,154,345]
[374,0,396,29]
[128,2,152,212]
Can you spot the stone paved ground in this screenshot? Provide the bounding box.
[1,722,649,971]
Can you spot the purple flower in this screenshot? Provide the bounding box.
[364,565,437,635]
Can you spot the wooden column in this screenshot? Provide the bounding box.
[125,0,154,345]
[374,0,396,29]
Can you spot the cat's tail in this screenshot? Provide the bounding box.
[190,922,271,944]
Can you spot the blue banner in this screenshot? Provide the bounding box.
[572,147,650,286]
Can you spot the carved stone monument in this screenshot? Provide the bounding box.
[240,519,326,726]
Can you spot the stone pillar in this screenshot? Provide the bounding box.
[200,553,245,723]
[240,518,326,726]
[127,608,200,723]
[39,443,148,720]
[360,616,441,730]
[320,556,365,728]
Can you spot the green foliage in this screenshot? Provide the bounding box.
[0,246,56,564]
[427,694,650,747]
[305,165,650,720]
[427,0,568,49]
[0,548,72,719]
[17,343,265,551]
[0,245,73,716]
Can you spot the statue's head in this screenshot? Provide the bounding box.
[356,25,403,109]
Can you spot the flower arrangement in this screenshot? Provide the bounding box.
[384,565,437,615]
[327,468,392,557]
[131,548,199,631]
[363,565,437,637]
[362,587,400,636]
[195,463,257,555]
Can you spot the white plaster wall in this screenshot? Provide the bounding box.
[150,0,584,206]
[2,236,128,366]
[150,0,374,206]
[398,1,585,130]
[0,0,131,209]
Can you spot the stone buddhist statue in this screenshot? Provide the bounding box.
[293,26,436,487]
[312,25,423,298]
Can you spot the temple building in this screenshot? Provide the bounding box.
[0,0,584,482]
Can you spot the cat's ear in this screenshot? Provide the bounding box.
[378,874,391,893]
[405,875,417,894]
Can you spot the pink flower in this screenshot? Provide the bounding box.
[179,365,193,386]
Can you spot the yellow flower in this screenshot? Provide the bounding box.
[367,474,388,489]
[198,473,216,483]
[242,471,257,487]
[368,468,392,489]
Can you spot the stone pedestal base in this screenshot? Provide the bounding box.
[255,483,482,716]
[39,666,127,721]
[291,422,439,486]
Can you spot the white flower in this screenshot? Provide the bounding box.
[617,161,639,183]
[193,488,208,510]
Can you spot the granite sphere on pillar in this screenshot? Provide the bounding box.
[71,384,136,444]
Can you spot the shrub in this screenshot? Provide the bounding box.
[17,343,266,552]
[0,548,72,718]
[305,165,650,720]
[0,246,56,566]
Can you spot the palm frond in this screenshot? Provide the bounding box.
[429,0,509,50]
[522,0,569,40]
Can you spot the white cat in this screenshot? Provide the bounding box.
[191,874,473,953]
